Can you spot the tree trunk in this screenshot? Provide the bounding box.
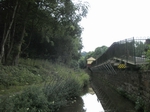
[12,2,31,66]
[5,37,14,64]
[21,19,34,53]
[5,19,16,64]
[12,25,25,65]
[0,0,18,64]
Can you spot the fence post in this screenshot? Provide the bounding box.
[133,37,136,65]
[125,39,128,63]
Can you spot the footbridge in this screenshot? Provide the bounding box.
[88,37,150,112]
[91,37,150,72]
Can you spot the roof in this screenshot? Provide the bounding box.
[87,57,96,61]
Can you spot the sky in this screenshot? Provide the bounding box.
[79,0,150,52]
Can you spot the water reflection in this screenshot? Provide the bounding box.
[57,88,104,112]
[82,88,104,112]
[57,96,86,112]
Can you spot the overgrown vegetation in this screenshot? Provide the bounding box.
[117,84,150,112]
[0,59,89,112]
[0,1,90,111]
[0,0,89,66]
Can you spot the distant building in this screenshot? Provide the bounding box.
[87,57,96,67]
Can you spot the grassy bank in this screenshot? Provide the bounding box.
[0,59,89,112]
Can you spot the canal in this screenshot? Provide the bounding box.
[57,87,104,112]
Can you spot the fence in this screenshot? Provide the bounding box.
[91,37,150,67]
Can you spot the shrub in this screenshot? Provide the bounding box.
[0,66,42,88]
[43,76,81,111]
[0,59,90,111]
[0,85,50,112]
[0,96,14,112]
[14,86,49,112]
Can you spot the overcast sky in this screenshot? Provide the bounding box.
[80,0,150,52]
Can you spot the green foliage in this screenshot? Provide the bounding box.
[68,59,79,69]
[79,46,108,69]
[0,59,90,111]
[79,56,86,69]
[117,87,127,97]
[79,71,90,87]
[117,87,147,111]
[83,46,108,59]
[135,96,144,111]
[135,41,147,57]
[0,85,49,112]
[13,86,49,112]
[0,96,14,112]
[0,0,89,65]
[0,66,42,88]
[146,45,150,61]
[141,45,150,70]
[92,46,108,59]
[42,69,89,111]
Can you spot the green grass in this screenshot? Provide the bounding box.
[0,58,90,112]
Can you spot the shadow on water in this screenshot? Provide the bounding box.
[57,96,86,112]
[57,87,104,112]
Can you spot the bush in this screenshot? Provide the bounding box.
[43,73,86,111]
[0,96,14,112]
[0,59,90,111]
[0,85,49,112]
[135,96,144,111]
[0,66,42,88]
[13,85,49,112]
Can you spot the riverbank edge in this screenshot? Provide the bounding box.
[0,59,90,112]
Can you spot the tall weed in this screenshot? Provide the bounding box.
[0,85,49,112]
[0,59,90,111]
[0,66,42,88]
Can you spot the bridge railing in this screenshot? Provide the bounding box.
[91,37,150,67]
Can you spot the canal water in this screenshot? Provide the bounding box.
[57,87,104,112]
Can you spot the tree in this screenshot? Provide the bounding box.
[135,41,147,57]
[79,46,108,69]
[0,0,18,64]
[0,0,89,65]
[92,46,108,59]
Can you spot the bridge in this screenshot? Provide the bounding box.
[88,37,150,112]
[91,37,150,73]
